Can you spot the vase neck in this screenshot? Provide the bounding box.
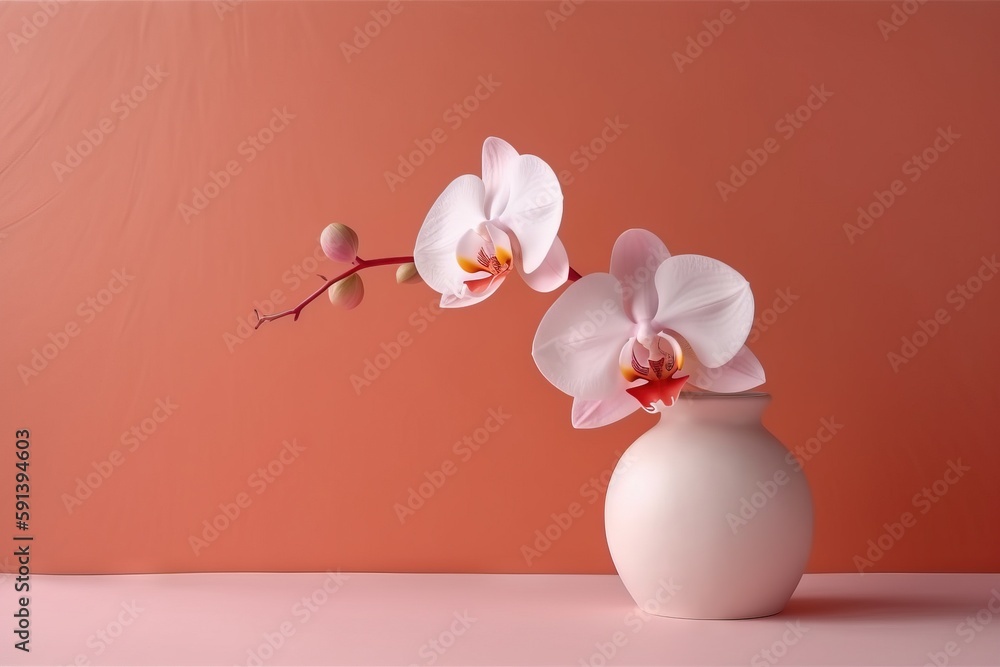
[659,392,770,426]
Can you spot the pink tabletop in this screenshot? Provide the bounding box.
[2,573,998,666]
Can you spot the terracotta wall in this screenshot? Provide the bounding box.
[1,0,998,574]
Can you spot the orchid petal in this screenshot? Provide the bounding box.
[483,221,514,268]
[532,274,635,400]
[683,345,766,393]
[610,229,671,323]
[619,337,644,382]
[482,137,518,221]
[572,393,641,429]
[413,175,487,296]
[456,228,490,275]
[653,255,754,368]
[499,155,563,273]
[464,274,499,295]
[519,236,569,293]
[439,276,506,308]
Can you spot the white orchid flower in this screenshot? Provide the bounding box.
[413,137,568,308]
[532,229,765,429]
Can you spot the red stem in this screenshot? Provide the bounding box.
[254,255,414,328]
[254,256,586,329]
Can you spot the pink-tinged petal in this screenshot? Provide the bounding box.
[482,137,518,221]
[619,337,644,382]
[483,221,514,268]
[519,236,569,293]
[572,393,642,429]
[653,255,754,368]
[683,345,766,393]
[610,229,671,323]
[414,175,487,296]
[456,228,489,274]
[464,274,498,295]
[499,155,563,273]
[532,274,635,400]
[439,275,506,308]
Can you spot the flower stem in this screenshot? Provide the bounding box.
[254,255,414,328]
[256,255,585,328]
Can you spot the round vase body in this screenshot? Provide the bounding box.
[604,393,813,619]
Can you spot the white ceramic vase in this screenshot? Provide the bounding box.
[604,392,813,619]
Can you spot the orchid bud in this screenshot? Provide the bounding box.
[328,274,364,310]
[395,262,422,285]
[320,223,359,263]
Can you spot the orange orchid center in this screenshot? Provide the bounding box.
[463,246,510,277]
[456,227,513,295]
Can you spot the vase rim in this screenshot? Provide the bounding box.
[678,391,770,399]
